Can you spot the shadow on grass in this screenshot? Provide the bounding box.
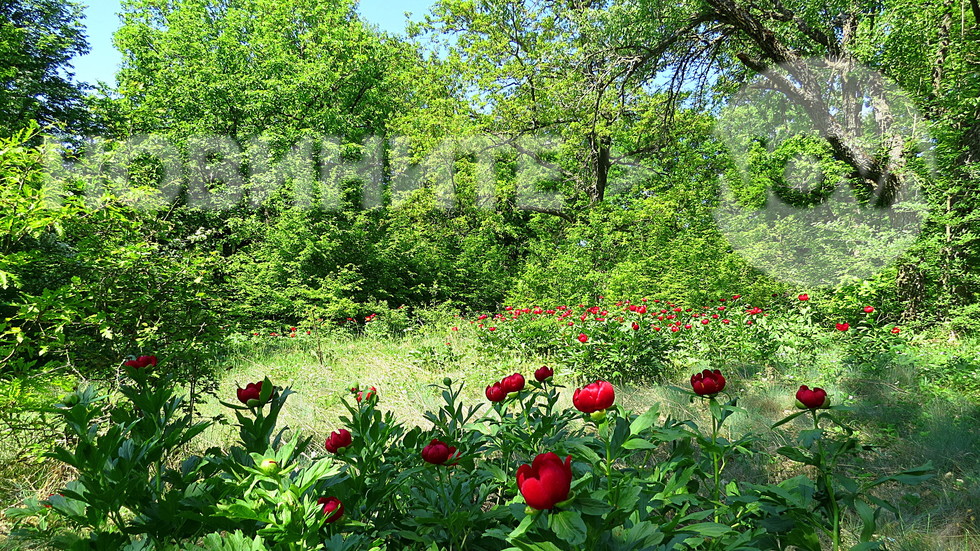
[837,349,980,542]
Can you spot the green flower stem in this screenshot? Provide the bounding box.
[812,409,841,551]
[710,397,722,522]
[605,424,613,497]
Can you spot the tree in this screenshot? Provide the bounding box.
[0,0,90,135]
[414,0,676,212]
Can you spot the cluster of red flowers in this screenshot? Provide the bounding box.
[461,294,905,342]
[232,369,841,519]
[466,295,769,337]
[485,373,526,402]
[833,304,902,334]
[352,385,377,404]
[688,369,831,411]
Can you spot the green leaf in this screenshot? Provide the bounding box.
[508,511,538,540]
[683,522,734,537]
[772,410,808,429]
[777,446,816,465]
[798,428,823,448]
[629,404,659,435]
[854,499,877,542]
[548,510,587,546]
[576,497,613,516]
[869,462,934,487]
[622,437,659,450]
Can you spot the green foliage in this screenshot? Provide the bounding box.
[1,128,223,382]
[5,363,935,550]
[0,0,91,135]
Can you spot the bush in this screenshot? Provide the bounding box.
[6,357,932,550]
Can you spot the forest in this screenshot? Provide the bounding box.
[1,0,979,549]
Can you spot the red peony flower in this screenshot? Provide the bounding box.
[798,294,809,301]
[863,306,875,313]
[356,386,378,403]
[691,369,726,396]
[124,355,158,369]
[516,452,573,510]
[501,373,526,394]
[836,323,850,331]
[318,497,344,523]
[485,382,507,402]
[421,438,459,465]
[701,319,710,325]
[631,322,640,330]
[573,380,615,413]
[236,381,267,406]
[577,333,588,343]
[324,428,352,454]
[796,385,830,409]
[534,365,554,382]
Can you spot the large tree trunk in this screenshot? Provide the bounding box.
[590,133,611,204]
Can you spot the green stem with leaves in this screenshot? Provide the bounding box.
[813,409,841,551]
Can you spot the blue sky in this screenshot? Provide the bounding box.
[72,0,435,87]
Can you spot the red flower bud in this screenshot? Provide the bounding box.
[836,323,850,331]
[516,452,573,510]
[795,385,830,409]
[485,382,507,402]
[236,381,267,406]
[501,373,526,394]
[577,333,588,343]
[891,326,901,334]
[318,496,344,523]
[421,438,459,465]
[324,428,352,454]
[573,380,615,413]
[691,369,726,396]
[534,365,554,382]
[356,386,377,403]
[798,294,809,301]
[863,306,875,313]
